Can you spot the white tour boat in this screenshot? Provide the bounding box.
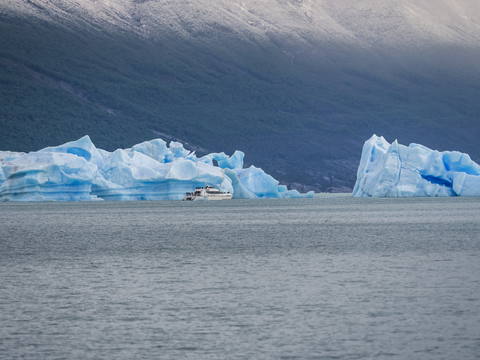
[183,185,233,201]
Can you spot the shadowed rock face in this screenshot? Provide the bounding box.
[1,0,480,192]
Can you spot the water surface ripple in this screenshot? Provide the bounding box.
[1,196,479,359]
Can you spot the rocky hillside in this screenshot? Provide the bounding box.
[1,0,480,191]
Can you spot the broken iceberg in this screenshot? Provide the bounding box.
[0,136,314,201]
[353,135,480,197]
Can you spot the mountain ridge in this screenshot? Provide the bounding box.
[1,0,480,192]
[6,0,480,47]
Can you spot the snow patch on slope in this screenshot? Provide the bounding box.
[3,0,480,49]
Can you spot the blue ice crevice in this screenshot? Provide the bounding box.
[353,135,480,197]
[0,136,314,201]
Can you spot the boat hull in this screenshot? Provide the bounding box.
[183,194,232,201]
[182,185,233,201]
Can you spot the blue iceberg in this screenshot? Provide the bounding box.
[353,135,480,197]
[0,136,314,201]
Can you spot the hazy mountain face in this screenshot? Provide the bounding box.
[1,0,480,191]
[8,0,480,45]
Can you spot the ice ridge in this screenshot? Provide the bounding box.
[0,136,314,201]
[353,135,480,197]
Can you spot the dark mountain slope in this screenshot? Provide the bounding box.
[1,0,480,191]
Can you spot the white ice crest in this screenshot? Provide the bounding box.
[0,136,314,201]
[353,135,480,197]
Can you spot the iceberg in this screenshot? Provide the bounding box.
[0,136,314,201]
[91,149,233,201]
[0,151,99,202]
[353,135,480,197]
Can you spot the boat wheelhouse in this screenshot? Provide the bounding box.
[183,186,233,201]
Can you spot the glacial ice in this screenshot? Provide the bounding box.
[0,151,99,202]
[353,135,480,197]
[0,136,314,201]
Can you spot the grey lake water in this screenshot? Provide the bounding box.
[1,195,479,359]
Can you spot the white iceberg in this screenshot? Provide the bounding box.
[353,135,480,197]
[91,149,233,201]
[0,151,99,202]
[0,136,314,201]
